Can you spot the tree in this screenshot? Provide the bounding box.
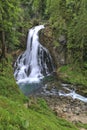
[45,0,87,67]
[32,0,46,19]
[0,0,22,59]
[67,0,87,66]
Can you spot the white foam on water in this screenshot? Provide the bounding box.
[59,87,87,103]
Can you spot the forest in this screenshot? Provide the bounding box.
[0,0,87,130]
[0,0,87,67]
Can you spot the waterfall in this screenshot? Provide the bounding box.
[14,25,54,84]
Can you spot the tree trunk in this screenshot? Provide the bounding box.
[0,31,6,59]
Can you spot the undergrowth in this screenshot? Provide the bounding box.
[0,96,78,130]
[58,64,87,87]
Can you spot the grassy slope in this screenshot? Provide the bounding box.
[58,65,87,87]
[0,55,79,130]
[0,97,78,130]
[0,55,25,102]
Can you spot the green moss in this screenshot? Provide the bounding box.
[0,55,26,102]
[0,96,78,130]
[58,65,87,87]
[75,122,87,129]
[0,96,30,130]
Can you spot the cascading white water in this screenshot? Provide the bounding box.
[14,25,54,84]
[58,87,87,103]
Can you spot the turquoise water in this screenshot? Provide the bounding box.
[18,75,55,96]
[18,75,87,103]
[18,82,44,96]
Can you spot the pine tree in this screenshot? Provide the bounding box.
[0,0,22,59]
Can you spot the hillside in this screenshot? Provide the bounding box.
[0,55,79,130]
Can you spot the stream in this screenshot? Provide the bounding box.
[18,75,87,103]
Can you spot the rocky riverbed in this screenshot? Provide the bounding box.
[36,94,87,130]
[43,96,87,124]
[33,78,87,130]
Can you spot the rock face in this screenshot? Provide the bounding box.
[39,25,67,68]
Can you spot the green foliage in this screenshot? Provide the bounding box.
[0,0,87,67]
[58,65,87,87]
[0,0,22,50]
[67,0,87,65]
[0,55,25,102]
[0,96,79,130]
[44,0,87,67]
[76,122,87,129]
[32,0,46,18]
[0,96,29,130]
[0,90,79,130]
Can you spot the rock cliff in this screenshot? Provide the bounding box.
[39,24,67,69]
